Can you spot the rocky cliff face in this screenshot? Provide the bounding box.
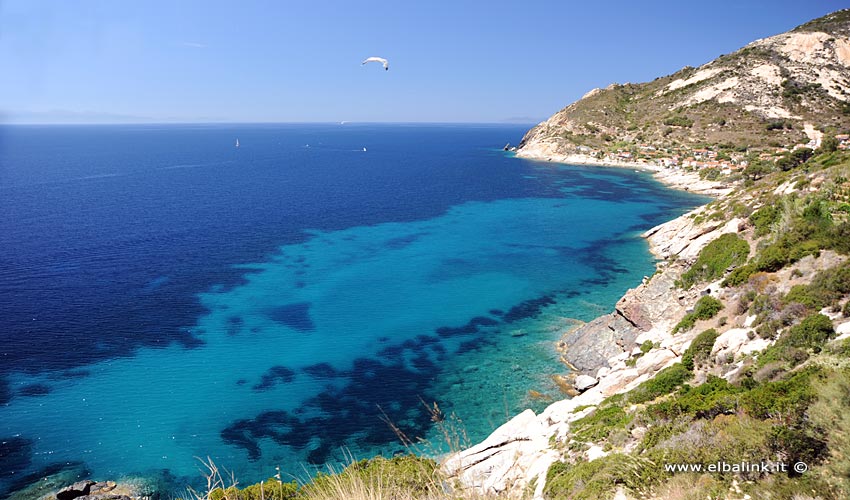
[443,207,745,498]
[517,9,850,159]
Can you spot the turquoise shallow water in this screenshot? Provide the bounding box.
[0,124,705,494]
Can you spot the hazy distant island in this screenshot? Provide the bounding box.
[8,8,850,500]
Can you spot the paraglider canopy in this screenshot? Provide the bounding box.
[362,57,389,71]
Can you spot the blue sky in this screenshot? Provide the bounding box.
[1,0,847,124]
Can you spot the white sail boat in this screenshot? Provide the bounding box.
[235,138,240,148]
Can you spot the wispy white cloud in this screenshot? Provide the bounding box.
[181,41,207,48]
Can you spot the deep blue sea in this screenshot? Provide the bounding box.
[0,123,705,494]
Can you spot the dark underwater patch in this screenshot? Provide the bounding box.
[178,332,205,349]
[384,232,425,249]
[0,378,11,405]
[266,302,315,332]
[435,316,498,337]
[2,461,90,499]
[302,362,342,379]
[0,437,33,483]
[252,366,296,391]
[18,384,51,397]
[457,337,494,354]
[502,294,556,323]
[221,350,439,465]
[226,316,244,336]
[47,369,90,381]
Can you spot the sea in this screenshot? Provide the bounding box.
[0,123,705,495]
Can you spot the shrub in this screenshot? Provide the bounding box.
[694,296,723,320]
[755,319,782,340]
[676,296,725,334]
[682,329,719,370]
[742,369,817,423]
[769,425,828,466]
[545,454,659,500]
[784,284,820,309]
[646,376,743,421]
[699,168,721,181]
[784,313,835,350]
[628,363,692,404]
[754,244,790,272]
[750,205,779,237]
[749,293,779,319]
[571,405,633,442]
[785,262,850,311]
[673,314,696,334]
[663,115,694,128]
[753,361,786,383]
[680,234,750,289]
[808,369,850,491]
[723,262,757,287]
[210,479,299,500]
[644,414,774,481]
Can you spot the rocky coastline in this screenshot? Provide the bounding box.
[443,158,739,497]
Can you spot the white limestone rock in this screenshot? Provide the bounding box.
[574,374,599,392]
[443,409,558,497]
[635,349,676,375]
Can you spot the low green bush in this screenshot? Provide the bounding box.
[750,205,779,237]
[674,296,724,333]
[784,284,820,309]
[784,262,850,311]
[694,296,723,319]
[682,329,719,370]
[571,405,633,442]
[646,376,743,421]
[723,262,757,287]
[672,314,696,334]
[545,454,659,500]
[742,368,818,423]
[628,363,692,404]
[785,313,834,350]
[210,479,299,500]
[644,414,774,481]
[679,234,750,289]
[663,115,694,128]
[755,315,832,366]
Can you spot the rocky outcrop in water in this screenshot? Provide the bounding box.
[55,480,137,500]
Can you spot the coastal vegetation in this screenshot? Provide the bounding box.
[539,137,850,499]
[672,296,724,333]
[677,233,750,290]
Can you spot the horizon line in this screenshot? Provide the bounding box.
[0,120,541,126]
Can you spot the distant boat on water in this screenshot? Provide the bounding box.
[235,138,240,148]
[363,147,367,152]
